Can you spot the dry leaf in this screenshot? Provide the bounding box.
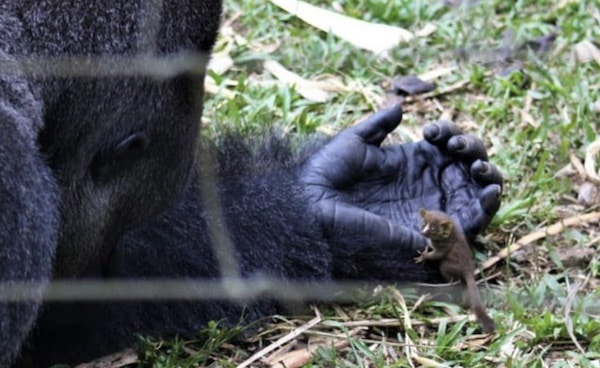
[204,76,236,98]
[75,348,138,368]
[454,334,494,350]
[593,99,600,113]
[264,60,343,102]
[558,0,579,8]
[412,355,450,367]
[268,339,350,368]
[573,40,600,66]
[565,281,586,355]
[208,51,234,74]
[205,50,235,98]
[585,139,600,185]
[520,109,539,128]
[415,23,437,38]
[269,0,413,53]
[237,315,321,368]
[269,348,312,368]
[418,66,458,82]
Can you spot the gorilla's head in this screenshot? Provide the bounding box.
[28,0,223,277]
[39,75,204,277]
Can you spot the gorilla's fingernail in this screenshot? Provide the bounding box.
[448,136,467,151]
[479,161,490,174]
[492,183,502,196]
[423,124,440,141]
[481,184,502,214]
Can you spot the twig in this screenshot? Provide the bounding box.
[268,340,350,368]
[480,212,600,272]
[266,327,361,368]
[237,315,322,368]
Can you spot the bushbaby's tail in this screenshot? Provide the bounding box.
[465,276,495,333]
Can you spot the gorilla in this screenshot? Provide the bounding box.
[0,0,502,366]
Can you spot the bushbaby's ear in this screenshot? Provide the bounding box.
[419,208,427,218]
[440,220,454,237]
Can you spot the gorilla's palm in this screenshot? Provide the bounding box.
[303,104,502,254]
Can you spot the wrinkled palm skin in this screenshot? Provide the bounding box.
[304,105,502,280]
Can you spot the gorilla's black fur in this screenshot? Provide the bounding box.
[1,1,222,365]
[26,137,334,364]
[0,1,503,366]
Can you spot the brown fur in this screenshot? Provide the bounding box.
[414,208,495,333]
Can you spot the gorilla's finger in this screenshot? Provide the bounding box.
[423,120,463,147]
[447,135,488,162]
[458,185,501,239]
[470,160,504,188]
[479,184,502,216]
[323,201,428,252]
[350,104,403,146]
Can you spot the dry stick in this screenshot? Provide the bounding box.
[480,212,600,272]
[267,327,362,368]
[237,315,322,368]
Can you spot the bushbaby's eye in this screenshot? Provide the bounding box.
[91,132,149,181]
[422,222,430,233]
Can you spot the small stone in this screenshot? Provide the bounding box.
[558,247,595,269]
[391,76,436,96]
[577,182,600,207]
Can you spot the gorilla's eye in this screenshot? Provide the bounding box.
[91,133,149,181]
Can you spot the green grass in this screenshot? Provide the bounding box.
[102,0,600,366]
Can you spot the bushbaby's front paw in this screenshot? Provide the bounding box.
[414,250,427,264]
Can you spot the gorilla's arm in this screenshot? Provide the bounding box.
[199,105,502,283]
[24,152,333,366]
[0,51,59,365]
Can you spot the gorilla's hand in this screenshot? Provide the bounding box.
[302,104,502,253]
